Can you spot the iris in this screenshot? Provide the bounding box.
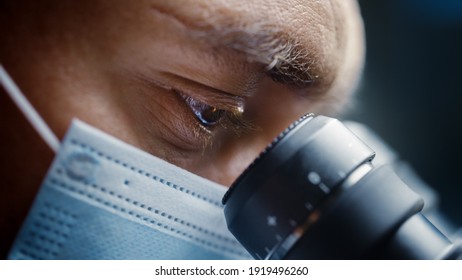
[182,95,224,127]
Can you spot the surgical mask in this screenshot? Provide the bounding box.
[0,65,251,260]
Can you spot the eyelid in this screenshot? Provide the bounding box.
[176,88,252,132]
[172,86,244,118]
[135,71,253,131]
[155,72,246,114]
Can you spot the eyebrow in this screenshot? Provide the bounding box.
[196,24,321,89]
[150,6,323,90]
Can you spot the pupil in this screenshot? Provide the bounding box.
[182,95,224,126]
[197,107,224,126]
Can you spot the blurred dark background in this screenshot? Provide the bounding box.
[343,0,462,226]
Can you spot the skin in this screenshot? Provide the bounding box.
[0,0,365,257]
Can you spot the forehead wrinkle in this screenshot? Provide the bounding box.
[148,5,260,92]
[149,3,329,91]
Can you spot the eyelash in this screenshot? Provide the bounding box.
[177,92,252,132]
[181,94,225,127]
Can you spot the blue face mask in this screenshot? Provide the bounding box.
[0,65,250,260]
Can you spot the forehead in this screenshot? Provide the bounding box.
[150,0,337,46]
[149,0,343,88]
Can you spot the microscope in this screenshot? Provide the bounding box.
[223,114,462,259]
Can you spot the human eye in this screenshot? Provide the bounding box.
[175,89,252,133]
[180,94,225,127]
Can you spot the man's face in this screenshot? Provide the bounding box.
[0,0,364,186]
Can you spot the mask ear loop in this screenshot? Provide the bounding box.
[0,64,60,153]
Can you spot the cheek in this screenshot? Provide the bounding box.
[186,133,268,186]
[108,74,214,158]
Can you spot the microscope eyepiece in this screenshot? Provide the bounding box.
[223,114,457,259]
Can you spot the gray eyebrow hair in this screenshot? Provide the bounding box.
[150,6,321,89]
[190,21,320,89]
